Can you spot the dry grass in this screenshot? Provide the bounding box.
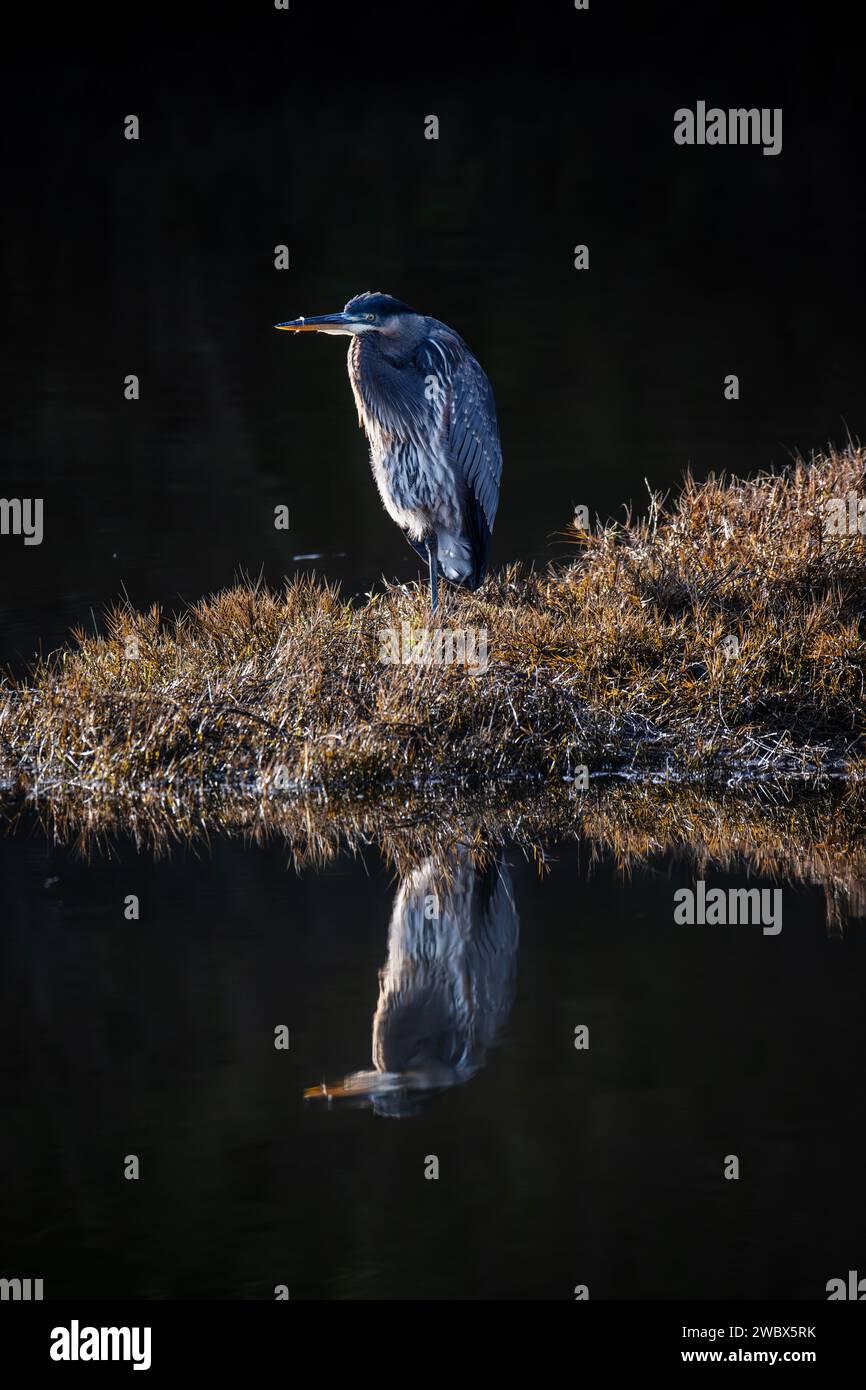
[3,440,866,931]
[1,445,865,811]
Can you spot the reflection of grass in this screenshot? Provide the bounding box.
[1,447,865,805]
[4,779,865,931]
[577,781,866,931]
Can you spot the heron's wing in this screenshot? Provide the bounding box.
[422,330,503,587]
[447,350,502,536]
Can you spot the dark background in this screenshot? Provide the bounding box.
[2,2,866,1303]
[1,1,864,665]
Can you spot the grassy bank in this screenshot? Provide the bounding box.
[1,445,865,802]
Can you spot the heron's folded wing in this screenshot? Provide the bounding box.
[443,349,502,586]
[447,352,503,537]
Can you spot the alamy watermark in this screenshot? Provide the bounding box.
[0,497,43,545]
[822,494,866,536]
[674,880,782,935]
[826,1269,866,1299]
[1,1276,43,1300]
[674,103,782,157]
[379,621,489,674]
[50,1321,151,1371]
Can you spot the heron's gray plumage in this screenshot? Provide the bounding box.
[308,849,519,1117]
[372,850,518,1081]
[276,291,503,605]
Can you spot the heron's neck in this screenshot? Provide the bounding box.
[363,331,417,368]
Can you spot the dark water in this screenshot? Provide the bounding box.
[2,5,866,1301]
[1,826,865,1300]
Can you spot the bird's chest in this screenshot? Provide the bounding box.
[348,342,460,534]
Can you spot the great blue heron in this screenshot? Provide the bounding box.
[275,292,502,612]
[304,848,519,1117]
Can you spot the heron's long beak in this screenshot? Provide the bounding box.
[303,1082,352,1100]
[304,1067,451,1104]
[304,1072,388,1101]
[275,311,359,334]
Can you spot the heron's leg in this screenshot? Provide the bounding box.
[426,538,439,614]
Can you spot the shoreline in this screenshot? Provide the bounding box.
[2,446,864,806]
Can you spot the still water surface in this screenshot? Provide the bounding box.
[1,823,864,1300]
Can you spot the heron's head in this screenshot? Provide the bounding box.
[275,290,419,338]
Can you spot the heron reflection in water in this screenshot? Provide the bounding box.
[305,848,519,1117]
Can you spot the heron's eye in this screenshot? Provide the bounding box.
[365,313,376,322]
